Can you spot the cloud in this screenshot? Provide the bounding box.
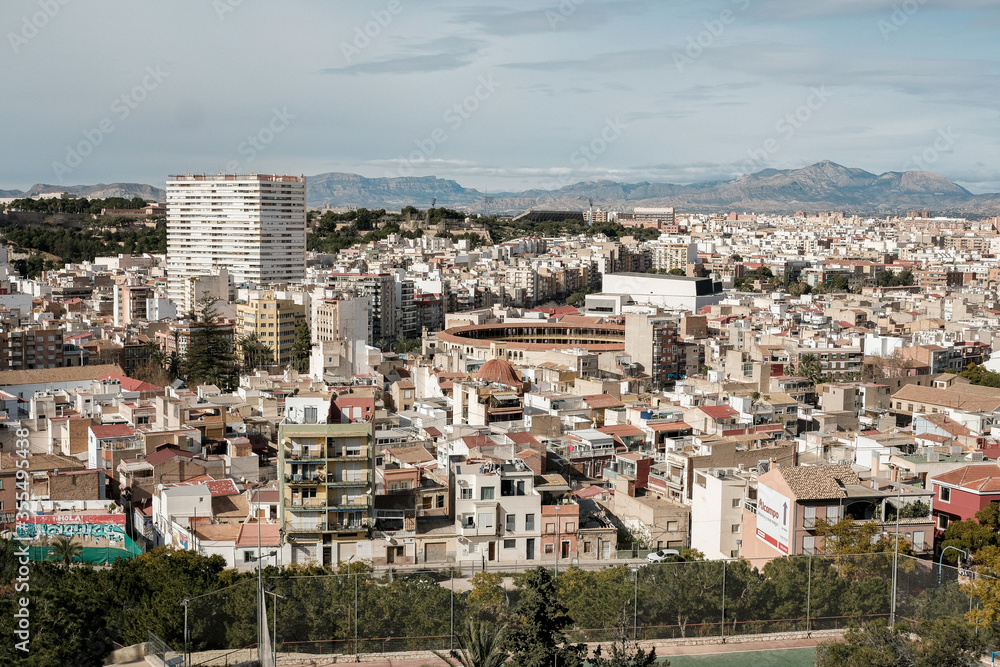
[450,1,649,36]
[502,48,669,72]
[321,37,483,75]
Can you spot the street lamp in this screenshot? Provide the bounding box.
[264,586,287,667]
[939,546,970,586]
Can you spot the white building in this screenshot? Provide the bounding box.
[454,458,542,564]
[166,174,307,310]
[689,467,750,560]
[600,273,725,313]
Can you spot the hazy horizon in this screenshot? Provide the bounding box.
[4,1,999,193]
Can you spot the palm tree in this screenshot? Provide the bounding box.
[143,339,166,367]
[48,536,83,569]
[796,353,823,383]
[166,352,182,381]
[434,619,508,667]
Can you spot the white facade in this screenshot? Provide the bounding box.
[689,468,749,560]
[453,460,542,564]
[166,174,307,310]
[601,273,725,312]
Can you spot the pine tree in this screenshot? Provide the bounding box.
[291,320,312,373]
[183,298,236,390]
[505,567,585,667]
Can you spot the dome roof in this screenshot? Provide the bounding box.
[475,358,523,387]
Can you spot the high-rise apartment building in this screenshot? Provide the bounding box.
[166,174,307,311]
[325,273,397,344]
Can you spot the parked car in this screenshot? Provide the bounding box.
[646,549,680,563]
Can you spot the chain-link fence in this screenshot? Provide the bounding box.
[178,554,982,665]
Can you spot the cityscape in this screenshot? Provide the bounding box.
[3,2,1000,667]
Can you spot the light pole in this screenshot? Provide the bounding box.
[889,483,901,628]
[939,546,970,586]
[264,587,286,667]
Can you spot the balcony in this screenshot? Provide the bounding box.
[285,521,325,533]
[328,519,369,533]
[285,473,326,485]
[460,522,477,536]
[289,499,327,509]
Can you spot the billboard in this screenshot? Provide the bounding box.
[15,514,142,564]
[756,483,791,554]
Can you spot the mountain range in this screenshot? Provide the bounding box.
[8,162,1000,216]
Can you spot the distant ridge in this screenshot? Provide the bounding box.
[5,162,1000,215]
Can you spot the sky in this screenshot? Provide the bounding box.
[2,0,999,194]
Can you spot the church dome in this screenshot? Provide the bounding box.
[475,358,523,387]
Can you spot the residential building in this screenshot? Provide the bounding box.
[166,174,307,309]
[278,421,375,566]
[236,292,306,367]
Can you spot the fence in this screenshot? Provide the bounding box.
[179,553,982,665]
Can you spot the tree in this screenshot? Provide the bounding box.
[942,501,1000,558]
[434,618,509,667]
[467,570,507,618]
[816,618,985,667]
[237,333,273,374]
[48,536,83,569]
[813,517,914,582]
[667,268,685,276]
[183,298,236,390]
[392,336,422,355]
[959,363,1000,388]
[291,320,312,373]
[796,353,822,384]
[589,615,660,667]
[862,349,907,381]
[506,567,585,667]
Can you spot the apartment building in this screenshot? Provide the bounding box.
[453,457,543,564]
[166,174,307,309]
[326,273,396,344]
[279,421,375,566]
[236,292,306,367]
[0,328,64,371]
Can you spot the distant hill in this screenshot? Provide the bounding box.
[6,162,1000,215]
[4,183,166,202]
[303,161,1000,216]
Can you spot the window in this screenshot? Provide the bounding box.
[937,514,950,531]
[826,505,839,522]
[804,505,817,527]
[564,522,575,532]
[732,498,741,508]
[480,486,495,500]
[478,513,493,529]
[460,488,472,500]
[437,494,445,508]
[583,542,592,553]
[525,514,535,531]
[244,551,255,563]
[802,535,816,555]
[667,521,678,532]
[545,523,555,534]
[503,539,516,549]
[939,487,951,502]
[544,543,554,554]
[506,515,516,532]
[913,531,925,551]
[731,524,741,533]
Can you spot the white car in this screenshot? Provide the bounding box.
[646,549,680,563]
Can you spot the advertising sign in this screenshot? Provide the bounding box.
[756,483,791,554]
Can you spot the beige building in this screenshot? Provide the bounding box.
[237,292,306,367]
[279,421,375,566]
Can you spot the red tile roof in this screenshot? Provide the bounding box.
[699,404,738,419]
[583,394,625,409]
[90,424,137,439]
[932,465,1000,493]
